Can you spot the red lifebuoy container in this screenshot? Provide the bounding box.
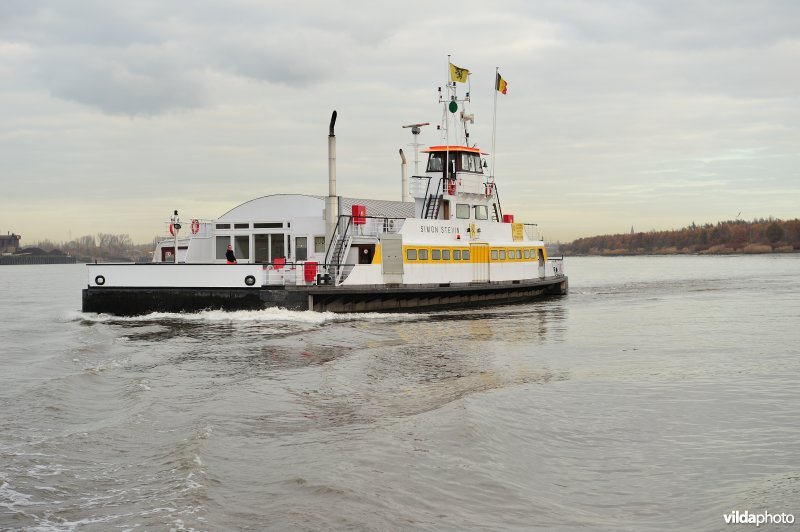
[447,179,456,195]
[191,219,200,235]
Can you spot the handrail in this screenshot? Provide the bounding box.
[423,177,444,219]
[324,215,353,267]
[334,218,352,267]
[323,214,349,265]
[493,182,503,219]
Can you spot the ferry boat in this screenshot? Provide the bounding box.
[83,67,567,315]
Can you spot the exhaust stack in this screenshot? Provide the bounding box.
[399,149,410,202]
[326,111,338,251]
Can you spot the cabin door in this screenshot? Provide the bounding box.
[470,243,490,283]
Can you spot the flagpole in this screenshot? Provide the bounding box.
[491,66,498,183]
[445,55,451,183]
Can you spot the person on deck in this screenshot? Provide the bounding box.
[225,244,237,264]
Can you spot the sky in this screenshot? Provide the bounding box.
[1,0,798,245]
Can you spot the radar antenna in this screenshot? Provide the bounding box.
[402,122,430,175]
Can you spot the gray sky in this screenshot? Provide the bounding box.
[2,0,798,244]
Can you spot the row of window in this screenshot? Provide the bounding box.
[407,247,472,262]
[214,234,326,262]
[456,204,488,220]
[405,247,546,263]
[490,248,545,261]
[215,222,287,230]
[426,152,484,174]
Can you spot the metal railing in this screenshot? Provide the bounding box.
[523,223,539,241]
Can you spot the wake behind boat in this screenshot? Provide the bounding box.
[83,63,567,315]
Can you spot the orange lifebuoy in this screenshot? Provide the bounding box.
[191,219,200,235]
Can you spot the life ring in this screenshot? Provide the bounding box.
[191,219,200,235]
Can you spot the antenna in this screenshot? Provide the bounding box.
[402,122,430,175]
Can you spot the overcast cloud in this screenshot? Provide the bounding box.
[1,0,798,243]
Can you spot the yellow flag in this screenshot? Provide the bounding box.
[449,63,470,83]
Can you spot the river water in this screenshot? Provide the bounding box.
[1,255,798,531]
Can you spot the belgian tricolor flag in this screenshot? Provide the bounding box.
[496,72,508,94]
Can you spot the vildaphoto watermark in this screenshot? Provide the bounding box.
[724,510,795,526]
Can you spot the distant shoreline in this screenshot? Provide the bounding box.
[564,245,797,257]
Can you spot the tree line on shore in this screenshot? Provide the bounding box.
[28,234,158,262]
[561,218,800,256]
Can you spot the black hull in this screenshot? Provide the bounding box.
[82,277,568,316]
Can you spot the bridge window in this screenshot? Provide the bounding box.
[457,152,482,173]
[426,153,444,172]
[474,205,488,220]
[456,204,470,219]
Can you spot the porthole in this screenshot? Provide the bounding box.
[244,275,256,286]
[95,275,106,286]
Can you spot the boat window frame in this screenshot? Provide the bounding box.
[491,249,498,261]
[442,249,451,261]
[456,204,471,219]
[431,249,441,260]
[463,249,471,261]
[234,235,250,261]
[406,248,417,261]
[295,236,308,261]
[418,248,429,261]
[474,205,488,220]
[426,152,444,172]
[215,236,229,260]
[454,249,461,260]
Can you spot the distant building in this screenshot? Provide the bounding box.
[1,233,21,254]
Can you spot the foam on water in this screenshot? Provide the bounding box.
[67,307,427,326]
